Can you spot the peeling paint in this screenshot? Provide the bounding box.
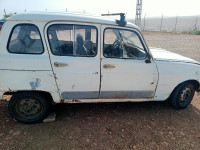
[30,78,41,90]
[69,99,81,103]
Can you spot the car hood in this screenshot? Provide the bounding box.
[149,47,200,65]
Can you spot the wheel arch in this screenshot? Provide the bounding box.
[170,79,200,97]
[3,90,54,104]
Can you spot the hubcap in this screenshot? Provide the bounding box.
[15,97,43,119]
[180,85,192,103]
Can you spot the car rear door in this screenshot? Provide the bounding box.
[45,22,101,100]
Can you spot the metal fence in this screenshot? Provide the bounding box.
[1,9,200,32]
[129,15,200,32]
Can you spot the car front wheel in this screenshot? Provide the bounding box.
[170,82,195,109]
[8,92,51,124]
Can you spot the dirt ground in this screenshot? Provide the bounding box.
[0,31,200,150]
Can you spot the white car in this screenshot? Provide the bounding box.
[0,12,199,123]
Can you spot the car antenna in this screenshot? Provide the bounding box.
[101,13,127,27]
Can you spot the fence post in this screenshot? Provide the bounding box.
[143,13,146,30]
[195,16,198,30]
[4,9,6,15]
[160,14,163,31]
[175,16,178,32]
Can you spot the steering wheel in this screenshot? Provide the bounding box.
[112,39,120,50]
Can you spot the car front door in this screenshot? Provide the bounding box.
[100,26,158,99]
[45,22,100,100]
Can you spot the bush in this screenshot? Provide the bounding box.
[181,31,188,34]
[191,30,200,35]
[181,29,200,35]
[3,13,13,18]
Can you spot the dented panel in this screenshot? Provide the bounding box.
[0,70,60,101]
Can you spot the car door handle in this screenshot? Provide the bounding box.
[54,62,68,67]
[103,64,115,69]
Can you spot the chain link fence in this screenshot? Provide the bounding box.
[130,15,200,32]
[1,9,200,33]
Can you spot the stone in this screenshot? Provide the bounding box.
[43,112,56,123]
[13,131,21,136]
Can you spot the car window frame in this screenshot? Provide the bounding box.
[7,23,45,55]
[47,24,98,57]
[103,27,147,60]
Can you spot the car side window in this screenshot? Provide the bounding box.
[47,24,97,57]
[8,24,44,54]
[103,28,146,59]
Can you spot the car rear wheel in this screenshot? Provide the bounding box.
[170,82,195,109]
[8,92,51,124]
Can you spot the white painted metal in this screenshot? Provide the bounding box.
[8,12,139,30]
[100,25,158,99]
[44,22,101,100]
[150,48,200,101]
[0,12,199,104]
[0,21,60,102]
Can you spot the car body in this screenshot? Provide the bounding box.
[0,12,199,123]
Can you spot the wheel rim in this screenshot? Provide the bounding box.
[15,97,43,119]
[179,84,193,103]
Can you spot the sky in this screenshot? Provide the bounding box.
[0,0,200,19]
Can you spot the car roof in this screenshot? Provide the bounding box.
[8,12,139,29]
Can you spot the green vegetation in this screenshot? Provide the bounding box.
[181,29,200,35]
[191,29,200,35]
[3,13,13,18]
[162,29,167,32]
[181,31,188,34]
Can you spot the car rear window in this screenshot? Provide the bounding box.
[47,24,97,57]
[7,24,44,54]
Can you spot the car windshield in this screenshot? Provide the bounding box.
[120,30,144,50]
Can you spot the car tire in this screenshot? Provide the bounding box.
[170,82,195,109]
[8,92,51,124]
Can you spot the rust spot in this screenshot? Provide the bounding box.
[60,99,64,103]
[63,99,81,103]
[71,99,81,102]
[103,64,115,69]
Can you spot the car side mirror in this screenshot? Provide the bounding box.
[145,52,151,63]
